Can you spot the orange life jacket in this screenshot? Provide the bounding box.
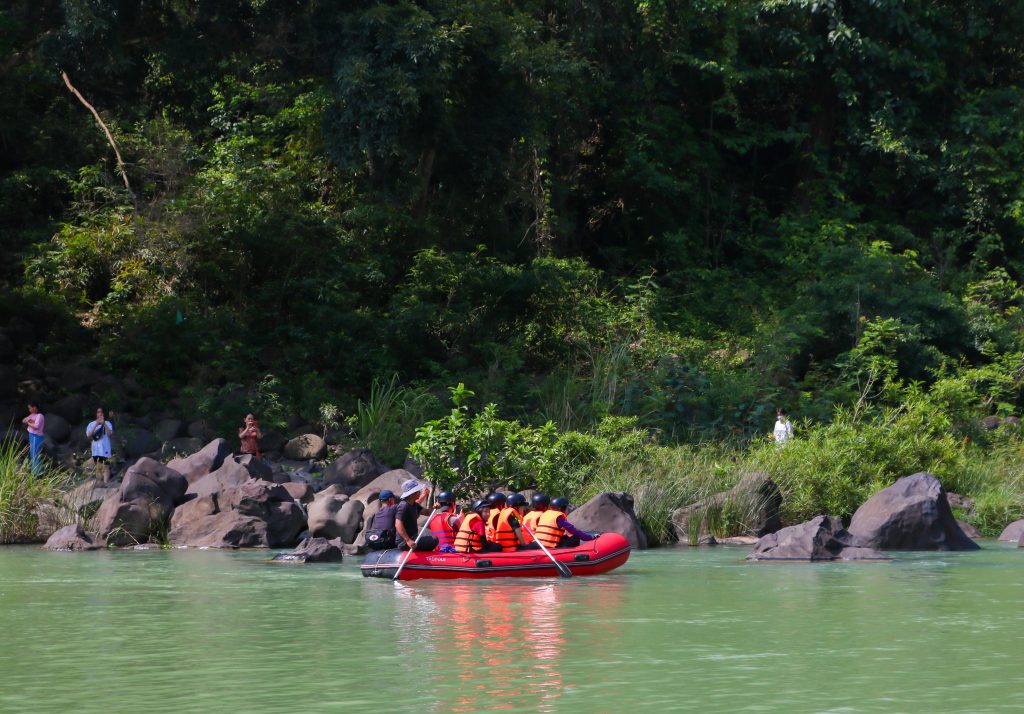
[535,509,567,549]
[493,507,521,552]
[454,512,485,553]
[486,508,501,541]
[521,509,544,544]
[429,509,457,548]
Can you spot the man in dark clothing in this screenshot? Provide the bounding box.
[365,490,399,550]
[395,479,438,551]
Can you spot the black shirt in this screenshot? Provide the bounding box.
[395,500,422,539]
[370,503,397,532]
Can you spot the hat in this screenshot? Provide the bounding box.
[378,489,395,502]
[400,479,425,499]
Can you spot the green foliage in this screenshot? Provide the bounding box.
[0,438,75,544]
[347,374,440,466]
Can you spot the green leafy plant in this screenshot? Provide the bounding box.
[0,438,75,544]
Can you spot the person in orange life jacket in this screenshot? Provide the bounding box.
[492,492,529,552]
[365,490,399,550]
[395,479,438,551]
[533,497,597,549]
[427,490,462,553]
[485,492,506,541]
[520,492,549,545]
[453,499,503,553]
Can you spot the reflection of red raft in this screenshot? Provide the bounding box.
[360,533,631,581]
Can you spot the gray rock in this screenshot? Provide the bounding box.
[168,438,231,484]
[51,394,90,425]
[187,458,256,499]
[281,482,314,504]
[351,469,416,505]
[847,472,980,551]
[568,492,648,550]
[272,537,344,563]
[260,430,288,453]
[946,492,975,514]
[168,511,270,548]
[118,428,161,458]
[283,433,327,461]
[187,420,214,442]
[60,365,102,391]
[43,524,103,551]
[307,493,364,543]
[322,448,387,489]
[980,415,1002,430]
[162,437,204,459]
[169,494,219,531]
[94,491,167,546]
[401,457,424,478]
[153,418,185,443]
[121,457,188,505]
[43,413,71,443]
[998,519,1024,543]
[748,515,890,561]
[956,519,982,539]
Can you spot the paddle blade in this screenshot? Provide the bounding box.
[555,560,573,579]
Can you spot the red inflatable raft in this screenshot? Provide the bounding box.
[360,532,631,581]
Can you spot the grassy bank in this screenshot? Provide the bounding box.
[0,439,75,544]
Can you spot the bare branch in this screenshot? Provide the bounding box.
[60,69,135,200]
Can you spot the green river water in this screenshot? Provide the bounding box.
[1,543,1023,713]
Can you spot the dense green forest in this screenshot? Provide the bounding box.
[4,1,1024,534]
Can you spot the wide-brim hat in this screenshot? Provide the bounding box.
[400,479,425,499]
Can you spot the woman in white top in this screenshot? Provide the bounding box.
[773,409,793,445]
[86,407,114,483]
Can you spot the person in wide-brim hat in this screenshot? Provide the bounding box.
[395,479,436,551]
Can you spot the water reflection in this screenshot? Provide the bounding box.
[392,578,627,712]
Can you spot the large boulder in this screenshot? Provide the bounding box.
[43,524,103,551]
[94,457,187,545]
[187,458,257,499]
[51,394,90,425]
[847,472,980,551]
[43,413,71,443]
[748,515,890,561]
[153,418,185,443]
[351,469,415,505]
[567,492,648,550]
[671,471,783,543]
[283,433,327,461]
[322,448,387,490]
[169,494,218,531]
[62,479,118,518]
[307,493,364,543]
[169,438,231,484]
[118,427,161,458]
[272,537,344,563]
[260,430,288,453]
[281,482,314,504]
[168,510,270,548]
[162,437,204,459]
[219,480,306,547]
[998,519,1024,543]
[187,420,214,441]
[121,457,189,505]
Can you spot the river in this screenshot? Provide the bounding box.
[1,543,1022,713]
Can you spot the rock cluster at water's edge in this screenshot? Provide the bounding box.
[748,515,890,561]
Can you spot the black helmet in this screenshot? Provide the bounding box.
[436,490,455,506]
[487,492,507,507]
[550,497,569,511]
[471,498,490,513]
[531,493,550,508]
[508,493,527,508]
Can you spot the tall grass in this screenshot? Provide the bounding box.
[581,444,742,545]
[348,374,440,466]
[0,438,76,544]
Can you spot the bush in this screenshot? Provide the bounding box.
[0,439,75,544]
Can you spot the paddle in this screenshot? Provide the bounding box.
[392,506,439,581]
[521,524,572,579]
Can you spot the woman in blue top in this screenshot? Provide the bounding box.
[85,407,114,483]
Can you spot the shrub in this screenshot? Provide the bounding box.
[0,439,75,544]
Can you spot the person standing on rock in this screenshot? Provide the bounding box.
[22,402,45,475]
[238,413,262,459]
[773,409,793,445]
[85,407,114,484]
[395,479,438,551]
